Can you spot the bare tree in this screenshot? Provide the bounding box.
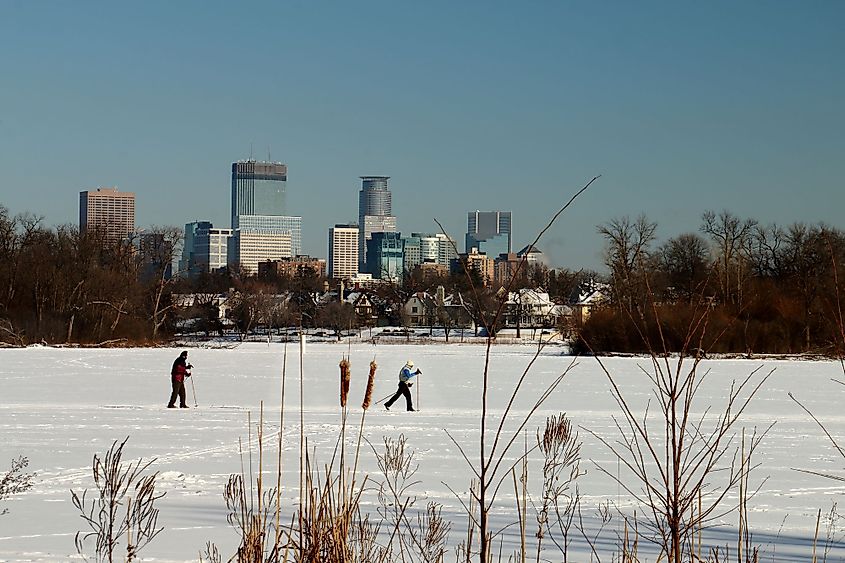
[598,214,657,310]
[748,223,787,279]
[582,296,772,562]
[781,224,841,351]
[140,226,183,340]
[700,210,758,306]
[659,232,711,304]
[316,301,357,341]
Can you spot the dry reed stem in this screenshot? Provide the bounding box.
[298,327,305,562]
[275,340,288,555]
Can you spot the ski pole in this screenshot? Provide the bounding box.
[374,392,394,406]
[189,372,198,407]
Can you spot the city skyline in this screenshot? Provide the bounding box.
[2,3,843,271]
[77,161,514,278]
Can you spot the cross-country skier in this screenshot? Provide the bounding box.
[167,350,193,408]
[385,360,422,412]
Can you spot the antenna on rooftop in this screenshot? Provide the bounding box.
[250,143,254,160]
[268,146,271,162]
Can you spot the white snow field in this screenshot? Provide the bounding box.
[1,341,845,561]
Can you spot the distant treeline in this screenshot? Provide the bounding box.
[0,202,588,345]
[3,202,845,355]
[575,210,845,356]
[0,205,181,345]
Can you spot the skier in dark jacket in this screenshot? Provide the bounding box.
[385,360,421,412]
[167,350,193,408]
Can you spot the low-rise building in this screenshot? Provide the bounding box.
[453,248,494,286]
[258,255,326,279]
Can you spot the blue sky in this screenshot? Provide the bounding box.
[1,1,842,270]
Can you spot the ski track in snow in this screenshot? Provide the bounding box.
[2,343,845,561]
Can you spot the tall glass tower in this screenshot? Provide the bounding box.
[358,176,391,217]
[466,210,512,257]
[231,161,288,229]
[366,231,404,281]
[358,176,397,270]
[230,160,302,271]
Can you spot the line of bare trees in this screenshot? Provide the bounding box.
[0,204,181,345]
[582,209,845,355]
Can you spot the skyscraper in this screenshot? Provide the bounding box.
[403,232,459,272]
[466,210,512,256]
[436,232,459,266]
[231,161,288,229]
[180,221,232,278]
[358,176,397,270]
[402,235,421,273]
[230,160,301,270]
[180,221,212,275]
[366,231,404,281]
[328,224,359,279]
[79,187,135,240]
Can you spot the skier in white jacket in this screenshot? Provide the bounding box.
[385,360,422,412]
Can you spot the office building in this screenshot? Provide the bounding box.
[493,252,524,287]
[180,221,211,275]
[466,210,512,256]
[79,187,135,240]
[258,255,326,279]
[358,176,397,269]
[403,232,458,272]
[230,160,301,268]
[453,248,494,286]
[231,230,292,274]
[328,224,359,279]
[402,236,421,273]
[231,161,288,229]
[436,233,459,266]
[366,231,404,281]
[420,232,458,267]
[237,215,302,256]
[181,221,232,278]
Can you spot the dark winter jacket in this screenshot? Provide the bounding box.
[171,356,190,382]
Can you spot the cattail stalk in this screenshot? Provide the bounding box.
[339,358,351,407]
[362,360,377,410]
[339,357,351,526]
[351,360,377,500]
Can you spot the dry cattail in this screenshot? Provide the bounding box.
[339,358,351,407]
[362,360,377,410]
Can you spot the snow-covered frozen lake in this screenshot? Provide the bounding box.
[1,341,844,561]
